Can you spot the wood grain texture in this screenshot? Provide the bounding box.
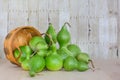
[0,0,8,59]
[8,0,28,31]
[117,0,120,59]
[0,0,119,59]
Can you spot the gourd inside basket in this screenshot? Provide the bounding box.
[4,26,41,65]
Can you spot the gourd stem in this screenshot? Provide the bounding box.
[64,22,71,28]
[49,22,52,25]
[89,67,95,72]
[89,59,95,69]
[30,50,37,57]
[41,33,54,45]
[62,47,73,56]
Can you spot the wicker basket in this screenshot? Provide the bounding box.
[4,26,41,65]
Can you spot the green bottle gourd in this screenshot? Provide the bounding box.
[57,22,83,58]
[63,56,78,71]
[77,61,89,71]
[13,45,32,63]
[57,22,74,57]
[45,42,63,71]
[45,51,63,71]
[45,34,63,71]
[29,54,45,77]
[45,23,57,44]
[67,44,81,57]
[35,41,48,50]
[29,36,46,51]
[77,52,95,69]
[57,22,71,48]
[77,52,90,64]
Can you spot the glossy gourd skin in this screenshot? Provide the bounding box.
[13,45,32,64]
[57,23,71,48]
[57,23,73,58]
[45,23,57,45]
[29,55,45,77]
[67,44,81,57]
[63,56,78,71]
[45,52,63,71]
[29,36,46,51]
[77,61,89,71]
[77,53,90,63]
[57,48,69,60]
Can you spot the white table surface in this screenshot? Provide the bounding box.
[0,59,120,80]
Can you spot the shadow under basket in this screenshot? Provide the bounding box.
[4,26,41,66]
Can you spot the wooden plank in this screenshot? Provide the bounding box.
[89,0,108,18]
[108,17,117,59]
[38,0,48,33]
[8,0,28,10]
[77,0,89,53]
[88,0,118,59]
[59,0,70,29]
[69,0,79,43]
[99,17,118,59]
[78,18,89,54]
[78,0,89,17]
[0,0,8,58]
[99,17,110,59]
[107,0,118,59]
[8,0,28,31]
[48,0,59,32]
[117,0,120,59]
[69,18,78,44]
[28,0,39,29]
[88,18,99,59]
[107,0,118,17]
[88,0,109,59]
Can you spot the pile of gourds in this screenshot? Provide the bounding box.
[4,22,95,77]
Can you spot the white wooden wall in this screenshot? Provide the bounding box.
[0,0,119,59]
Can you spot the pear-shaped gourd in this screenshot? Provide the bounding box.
[35,41,48,50]
[29,54,45,77]
[63,56,78,71]
[57,22,71,48]
[45,52,63,71]
[29,36,45,51]
[45,23,57,44]
[77,52,90,64]
[45,31,63,71]
[67,44,81,57]
[45,43,63,71]
[13,45,32,63]
[77,52,95,69]
[77,61,89,71]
